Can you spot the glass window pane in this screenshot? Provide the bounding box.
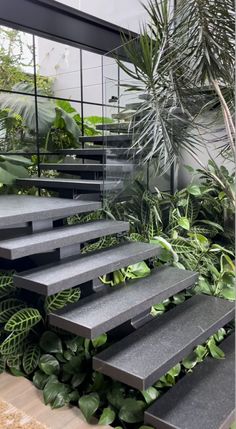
[35,37,81,101]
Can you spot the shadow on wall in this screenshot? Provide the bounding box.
[178,110,234,189]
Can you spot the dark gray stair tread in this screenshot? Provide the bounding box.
[40,163,133,173]
[79,135,131,143]
[96,123,129,132]
[0,220,129,260]
[14,242,161,296]
[16,177,121,191]
[125,102,144,110]
[49,266,198,339]
[0,195,101,228]
[93,295,234,390]
[58,148,135,157]
[145,333,235,429]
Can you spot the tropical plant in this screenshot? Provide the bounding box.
[0,153,31,186]
[117,0,235,170]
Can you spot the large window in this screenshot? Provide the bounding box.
[0,25,120,158]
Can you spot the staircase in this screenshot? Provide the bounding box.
[0,191,234,429]
[15,96,158,201]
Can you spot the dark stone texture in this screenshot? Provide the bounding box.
[145,334,235,429]
[0,220,129,260]
[49,267,198,339]
[16,177,121,191]
[0,195,101,228]
[79,135,131,143]
[14,242,162,296]
[96,123,129,132]
[93,295,235,390]
[39,163,133,173]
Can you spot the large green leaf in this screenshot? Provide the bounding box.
[0,330,29,355]
[0,83,56,134]
[23,344,41,374]
[43,375,71,408]
[98,408,116,425]
[118,399,145,423]
[0,299,25,323]
[55,107,81,141]
[39,354,60,375]
[33,370,49,390]
[44,287,81,313]
[141,387,159,404]
[39,331,63,353]
[5,308,42,332]
[79,393,100,422]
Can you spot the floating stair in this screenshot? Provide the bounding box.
[0,220,129,260]
[96,123,129,133]
[39,163,133,174]
[93,295,234,389]
[145,333,235,429]
[79,135,132,144]
[49,266,198,339]
[16,177,122,192]
[0,195,101,228]
[14,241,162,296]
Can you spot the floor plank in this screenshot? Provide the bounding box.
[0,372,110,429]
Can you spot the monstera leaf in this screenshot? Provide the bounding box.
[0,154,31,185]
[0,83,56,135]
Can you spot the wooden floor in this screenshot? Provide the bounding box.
[0,372,110,429]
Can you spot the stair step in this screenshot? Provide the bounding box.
[0,220,129,260]
[145,333,235,429]
[58,148,136,159]
[0,195,101,228]
[79,135,131,143]
[39,163,134,173]
[93,295,234,390]
[112,112,134,120]
[125,102,144,110]
[14,242,161,296]
[49,266,198,339]
[96,123,129,133]
[16,177,122,192]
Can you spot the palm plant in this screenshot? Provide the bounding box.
[118,0,235,171]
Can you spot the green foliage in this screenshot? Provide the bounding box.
[23,344,41,375]
[5,308,42,332]
[0,154,31,186]
[44,287,81,313]
[79,393,100,422]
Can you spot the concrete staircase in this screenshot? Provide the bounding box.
[0,193,234,429]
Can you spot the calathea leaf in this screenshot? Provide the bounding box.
[0,273,15,298]
[39,331,63,353]
[44,287,81,313]
[79,393,100,422]
[23,344,41,374]
[0,299,25,323]
[0,354,6,373]
[6,355,22,368]
[178,217,190,230]
[98,407,116,425]
[0,330,29,355]
[4,308,42,332]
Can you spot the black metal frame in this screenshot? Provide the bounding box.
[0,0,137,59]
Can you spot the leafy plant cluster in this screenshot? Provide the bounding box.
[0,269,231,427]
[0,160,234,427]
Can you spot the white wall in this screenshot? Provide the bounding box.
[178,111,233,188]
